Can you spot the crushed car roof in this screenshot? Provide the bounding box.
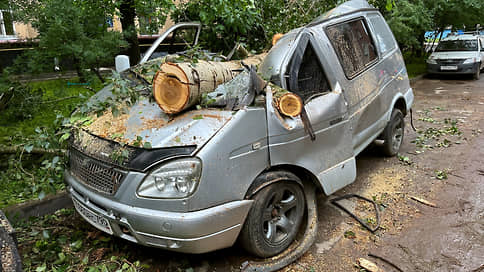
[309,0,375,25]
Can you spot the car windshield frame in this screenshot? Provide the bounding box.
[435,39,478,52]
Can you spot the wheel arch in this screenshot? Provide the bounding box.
[394,96,407,116]
[244,165,322,199]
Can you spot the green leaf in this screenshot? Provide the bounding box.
[53,252,66,265]
[52,156,60,165]
[38,191,46,200]
[59,132,71,142]
[70,239,83,251]
[42,229,50,239]
[385,0,393,11]
[143,142,152,149]
[25,144,34,153]
[36,264,47,272]
[192,114,203,120]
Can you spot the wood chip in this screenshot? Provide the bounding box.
[410,196,438,208]
[358,258,383,272]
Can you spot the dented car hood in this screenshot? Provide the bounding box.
[84,87,233,151]
[122,98,233,149]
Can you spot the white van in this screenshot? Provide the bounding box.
[427,33,484,79]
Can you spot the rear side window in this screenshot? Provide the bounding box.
[326,18,378,78]
[368,14,396,55]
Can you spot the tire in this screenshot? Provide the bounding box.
[239,180,305,258]
[473,65,480,80]
[381,109,404,156]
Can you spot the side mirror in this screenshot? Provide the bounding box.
[115,55,130,73]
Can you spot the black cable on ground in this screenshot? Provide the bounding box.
[330,194,380,233]
[240,183,318,272]
[410,108,417,131]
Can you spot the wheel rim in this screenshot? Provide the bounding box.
[392,118,404,152]
[261,186,303,245]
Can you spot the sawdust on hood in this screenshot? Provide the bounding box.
[87,110,129,139]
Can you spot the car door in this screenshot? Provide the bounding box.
[140,22,201,64]
[325,15,405,155]
[266,31,356,195]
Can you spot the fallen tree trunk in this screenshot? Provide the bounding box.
[271,85,303,117]
[153,54,266,114]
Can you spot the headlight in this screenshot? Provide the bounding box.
[137,158,202,198]
[426,58,437,65]
[463,58,476,64]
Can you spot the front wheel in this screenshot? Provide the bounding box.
[239,181,305,258]
[473,65,480,80]
[381,109,404,156]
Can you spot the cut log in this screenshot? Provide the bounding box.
[271,86,303,117]
[152,54,266,114]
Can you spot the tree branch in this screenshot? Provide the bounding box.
[0,146,66,156]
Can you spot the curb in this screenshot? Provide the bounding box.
[4,191,72,223]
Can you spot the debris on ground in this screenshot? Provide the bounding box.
[409,196,438,208]
[357,258,382,272]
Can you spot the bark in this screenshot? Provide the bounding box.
[91,67,105,83]
[153,54,266,114]
[120,0,141,65]
[0,146,66,156]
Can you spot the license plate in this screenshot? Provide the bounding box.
[73,198,113,235]
[440,65,458,71]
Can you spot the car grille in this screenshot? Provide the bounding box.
[437,59,464,65]
[69,148,126,195]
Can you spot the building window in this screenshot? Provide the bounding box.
[0,10,15,37]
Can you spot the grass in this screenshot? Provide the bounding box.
[0,77,103,208]
[403,53,427,78]
[0,78,102,146]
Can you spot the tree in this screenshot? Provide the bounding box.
[119,0,175,64]
[9,0,175,78]
[384,0,432,54]
[172,0,342,53]
[10,0,125,81]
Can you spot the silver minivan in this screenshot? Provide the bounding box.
[65,0,413,260]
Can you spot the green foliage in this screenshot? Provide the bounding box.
[11,0,126,78]
[255,0,340,44]
[385,0,432,51]
[0,77,103,207]
[403,53,426,78]
[135,0,176,35]
[0,155,65,208]
[172,0,263,53]
[15,209,148,271]
[0,77,101,146]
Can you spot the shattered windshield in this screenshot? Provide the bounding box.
[435,40,478,52]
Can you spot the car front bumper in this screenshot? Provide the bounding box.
[65,171,253,254]
[427,62,479,75]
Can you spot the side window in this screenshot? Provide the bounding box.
[368,14,396,55]
[326,18,378,78]
[287,40,331,102]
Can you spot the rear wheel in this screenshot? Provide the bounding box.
[240,180,305,258]
[381,109,404,156]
